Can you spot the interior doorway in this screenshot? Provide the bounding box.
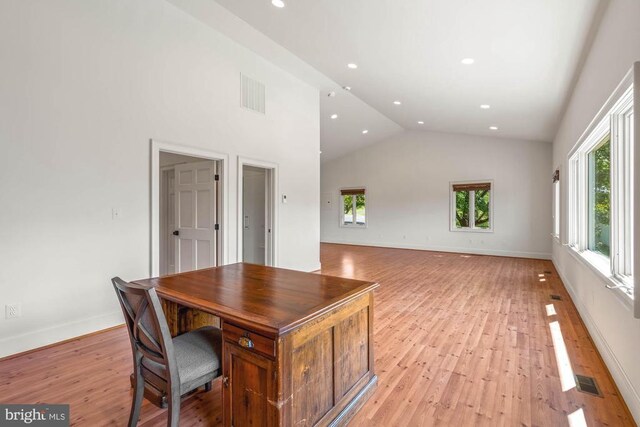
[159,152,222,275]
[238,159,277,266]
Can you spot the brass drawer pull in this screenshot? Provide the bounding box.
[238,334,254,349]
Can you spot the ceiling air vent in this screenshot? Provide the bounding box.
[240,73,266,114]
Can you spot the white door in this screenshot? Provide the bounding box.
[174,161,218,272]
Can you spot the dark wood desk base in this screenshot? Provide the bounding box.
[161,292,376,426]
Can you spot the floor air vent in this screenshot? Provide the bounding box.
[550,294,562,301]
[544,270,552,274]
[575,374,602,397]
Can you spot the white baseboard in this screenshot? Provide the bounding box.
[553,258,640,423]
[0,260,325,360]
[321,239,551,260]
[0,310,124,359]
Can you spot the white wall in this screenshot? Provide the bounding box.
[321,130,552,259]
[0,0,320,358]
[551,0,640,421]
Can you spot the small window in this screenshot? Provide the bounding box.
[451,182,493,232]
[340,188,366,227]
[552,169,560,238]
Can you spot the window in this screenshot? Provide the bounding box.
[450,182,492,232]
[568,76,634,296]
[588,136,611,257]
[340,188,366,227]
[552,169,560,238]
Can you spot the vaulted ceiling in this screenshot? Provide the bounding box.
[174,0,604,160]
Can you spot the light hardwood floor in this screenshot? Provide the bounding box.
[0,243,634,426]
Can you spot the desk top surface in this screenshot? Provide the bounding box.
[134,263,378,336]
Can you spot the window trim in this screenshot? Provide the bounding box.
[567,69,635,300]
[339,187,367,228]
[449,180,494,233]
[552,167,561,241]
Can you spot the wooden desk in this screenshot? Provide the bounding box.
[134,263,378,426]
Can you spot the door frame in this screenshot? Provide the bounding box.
[159,166,175,276]
[237,156,278,267]
[151,139,229,277]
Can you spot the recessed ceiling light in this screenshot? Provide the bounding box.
[362,130,369,134]
[343,86,352,91]
[480,104,491,109]
[271,0,285,8]
[461,58,475,65]
[489,126,499,130]
[417,121,424,125]
[330,114,338,119]
[347,63,358,69]
[393,101,402,105]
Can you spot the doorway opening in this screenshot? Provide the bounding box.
[151,140,228,277]
[159,153,222,275]
[238,158,277,266]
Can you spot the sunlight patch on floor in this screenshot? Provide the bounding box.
[568,407,588,427]
[546,304,557,316]
[549,320,577,391]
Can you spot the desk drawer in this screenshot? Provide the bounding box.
[223,323,276,359]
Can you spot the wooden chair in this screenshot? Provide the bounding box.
[111,277,222,427]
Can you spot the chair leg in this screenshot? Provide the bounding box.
[128,363,144,427]
[168,388,181,427]
[204,381,212,392]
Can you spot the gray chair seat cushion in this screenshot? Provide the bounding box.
[142,326,222,394]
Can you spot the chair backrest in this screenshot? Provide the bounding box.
[111,277,178,384]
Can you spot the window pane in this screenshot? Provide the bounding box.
[343,195,353,225]
[588,136,611,257]
[355,194,366,225]
[455,191,470,228]
[474,189,490,229]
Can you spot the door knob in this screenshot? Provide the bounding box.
[172,230,179,236]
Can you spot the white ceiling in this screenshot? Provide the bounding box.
[168,0,403,161]
[174,0,603,160]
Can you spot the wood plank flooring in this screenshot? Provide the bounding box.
[0,243,635,426]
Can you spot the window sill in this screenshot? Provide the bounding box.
[566,246,634,309]
[339,224,367,229]
[449,227,494,233]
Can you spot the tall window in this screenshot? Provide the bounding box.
[552,169,560,238]
[588,136,611,257]
[340,188,366,227]
[568,79,634,295]
[451,182,492,232]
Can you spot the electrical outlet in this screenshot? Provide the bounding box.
[112,208,122,220]
[5,303,21,319]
